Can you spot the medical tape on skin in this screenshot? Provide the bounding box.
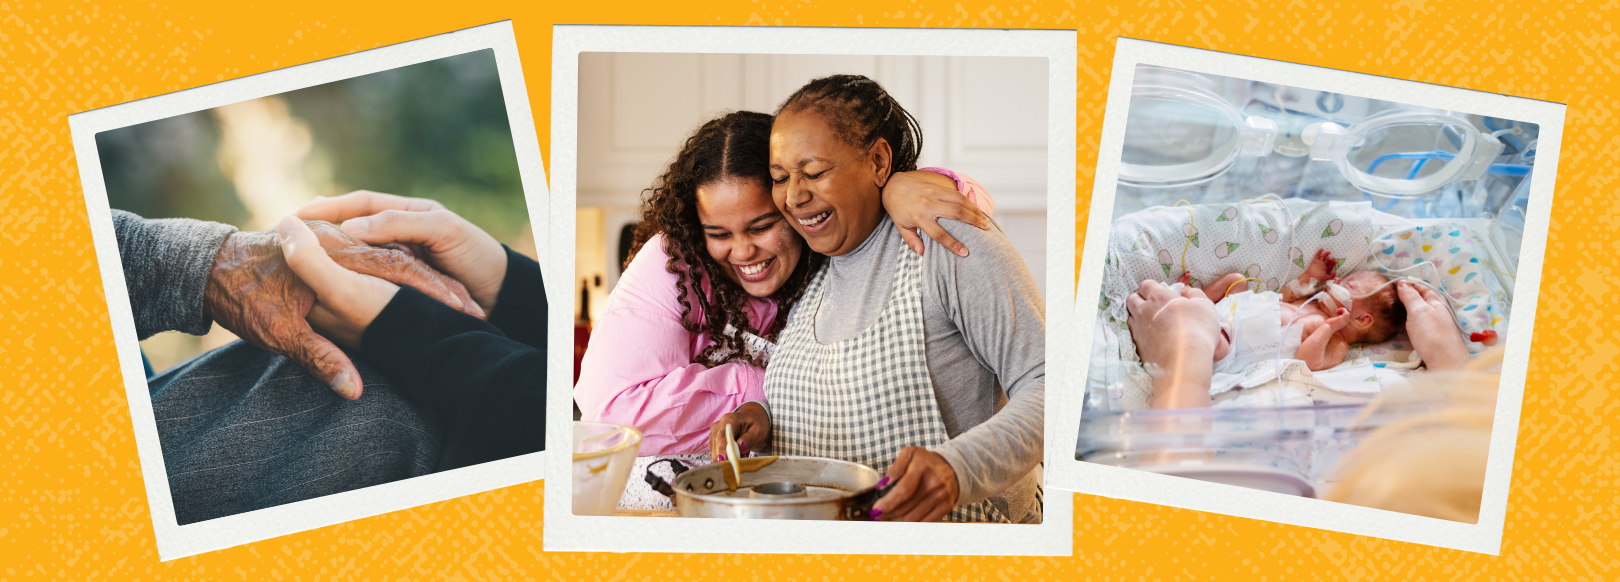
[1323,281,1354,312]
[1286,277,1321,297]
[1314,291,1341,313]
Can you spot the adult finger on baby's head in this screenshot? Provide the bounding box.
[1394,281,1417,301]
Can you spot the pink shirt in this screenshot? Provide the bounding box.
[575,233,779,455]
[574,169,991,455]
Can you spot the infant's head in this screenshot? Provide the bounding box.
[1341,271,1407,343]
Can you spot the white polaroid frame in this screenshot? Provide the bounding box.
[1045,37,1564,555]
[546,25,1076,556]
[68,21,551,560]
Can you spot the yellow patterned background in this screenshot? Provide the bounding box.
[0,0,1610,578]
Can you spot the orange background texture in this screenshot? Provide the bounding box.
[2,0,1615,579]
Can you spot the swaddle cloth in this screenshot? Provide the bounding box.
[1212,290,1301,375]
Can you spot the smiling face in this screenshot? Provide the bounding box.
[769,109,892,257]
[696,178,804,298]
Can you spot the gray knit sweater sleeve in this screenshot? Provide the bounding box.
[919,219,1045,508]
[112,209,237,339]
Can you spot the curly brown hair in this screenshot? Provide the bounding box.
[627,110,823,368]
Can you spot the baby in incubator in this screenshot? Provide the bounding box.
[1183,249,1407,373]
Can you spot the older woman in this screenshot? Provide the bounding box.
[714,75,1045,524]
[575,110,994,510]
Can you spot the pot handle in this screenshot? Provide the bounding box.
[843,480,895,521]
[643,458,691,498]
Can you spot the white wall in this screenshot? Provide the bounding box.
[576,52,1049,320]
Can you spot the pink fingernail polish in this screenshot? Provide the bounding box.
[876,476,891,489]
[717,454,725,462]
[870,508,883,519]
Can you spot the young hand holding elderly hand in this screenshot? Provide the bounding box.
[205,218,480,400]
[276,191,512,358]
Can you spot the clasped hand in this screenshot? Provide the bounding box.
[204,190,507,400]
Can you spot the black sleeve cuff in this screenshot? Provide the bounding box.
[362,285,506,375]
[487,245,547,351]
[360,284,546,469]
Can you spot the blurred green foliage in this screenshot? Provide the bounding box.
[96,49,530,243]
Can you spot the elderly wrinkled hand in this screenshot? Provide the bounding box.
[204,220,478,400]
[1126,279,1221,409]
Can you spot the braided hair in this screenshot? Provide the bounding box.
[627,111,822,368]
[775,74,923,177]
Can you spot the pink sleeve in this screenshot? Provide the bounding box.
[920,166,995,218]
[573,235,769,456]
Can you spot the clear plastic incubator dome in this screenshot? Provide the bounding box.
[1079,65,1535,498]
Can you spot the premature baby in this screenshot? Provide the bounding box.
[1181,249,1408,372]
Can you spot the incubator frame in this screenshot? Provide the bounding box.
[1047,38,1565,555]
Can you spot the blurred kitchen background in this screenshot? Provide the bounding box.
[97,49,536,374]
[574,53,1051,332]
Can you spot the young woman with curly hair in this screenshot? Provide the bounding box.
[574,109,994,510]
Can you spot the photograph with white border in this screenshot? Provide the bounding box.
[1046,38,1563,555]
[548,25,1075,555]
[68,21,551,560]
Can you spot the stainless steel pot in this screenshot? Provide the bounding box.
[644,456,888,520]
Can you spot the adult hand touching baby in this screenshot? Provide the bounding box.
[1396,281,1471,371]
[297,190,510,315]
[1127,279,1221,409]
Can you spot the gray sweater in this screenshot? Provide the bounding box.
[111,209,237,339]
[812,216,1045,521]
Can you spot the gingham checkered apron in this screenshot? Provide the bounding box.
[763,248,1008,523]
